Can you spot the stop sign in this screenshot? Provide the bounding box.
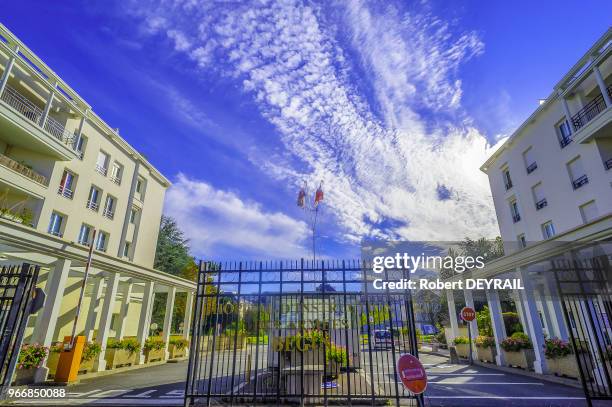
[397,354,427,394]
[461,306,476,322]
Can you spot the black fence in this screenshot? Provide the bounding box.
[552,256,612,406]
[0,263,40,397]
[185,259,423,406]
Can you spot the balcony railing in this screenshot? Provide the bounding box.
[571,85,612,131]
[526,162,538,174]
[103,208,115,220]
[559,136,573,148]
[95,165,108,176]
[512,213,521,223]
[57,185,73,199]
[504,181,513,190]
[572,175,589,189]
[86,200,99,211]
[110,175,121,185]
[0,84,75,147]
[605,158,612,170]
[0,153,48,186]
[535,198,548,210]
[48,230,63,238]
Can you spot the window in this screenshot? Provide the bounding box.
[122,241,131,258]
[103,195,116,219]
[73,135,87,159]
[542,221,556,239]
[502,168,513,190]
[579,200,599,224]
[135,176,146,200]
[509,199,521,223]
[78,224,93,245]
[523,148,537,174]
[96,151,109,176]
[557,120,572,148]
[110,162,123,185]
[47,212,65,237]
[95,231,108,252]
[518,234,527,249]
[532,183,547,210]
[129,207,139,224]
[86,185,101,211]
[58,170,76,198]
[567,157,588,189]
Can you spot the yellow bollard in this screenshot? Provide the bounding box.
[54,336,86,383]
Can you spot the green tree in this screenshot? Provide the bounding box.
[154,215,193,278]
[476,306,493,336]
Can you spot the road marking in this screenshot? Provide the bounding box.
[66,390,101,397]
[89,389,133,398]
[425,396,585,400]
[160,390,185,398]
[123,390,157,398]
[427,373,505,376]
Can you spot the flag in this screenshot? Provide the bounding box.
[314,182,324,207]
[297,185,306,208]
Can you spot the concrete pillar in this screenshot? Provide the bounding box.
[592,63,612,108]
[115,281,133,339]
[536,284,554,338]
[31,259,71,346]
[516,267,548,374]
[137,281,155,364]
[445,290,460,342]
[0,45,18,96]
[485,289,506,366]
[558,90,573,135]
[94,272,120,372]
[39,84,56,127]
[162,287,177,359]
[183,291,194,340]
[84,276,104,341]
[543,273,569,340]
[463,289,479,360]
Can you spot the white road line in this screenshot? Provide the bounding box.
[427,373,505,376]
[429,382,544,385]
[425,396,585,400]
[66,389,101,397]
[123,389,157,398]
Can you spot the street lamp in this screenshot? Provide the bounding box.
[297,181,324,263]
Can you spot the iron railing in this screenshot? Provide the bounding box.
[86,200,99,211]
[0,153,48,186]
[605,158,612,170]
[526,162,538,174]
[57,185,73,199]
[572,175,589,189]
[560,136,573,148]
[571,85,612,131]
[512,213,521,223]
[102,208,114,220]
[535,198,547,210]
[95,165,108,176]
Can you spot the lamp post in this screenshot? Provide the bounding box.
[297,181,324,263]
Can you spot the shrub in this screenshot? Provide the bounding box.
[502,312,523,336]
[326,345,348,365]
[144,338,166,351]
[81,342,102,362]
[501,332,532,351]
[107,338,141,354]
[453,336,470,345]
[476,307,493,337]
[435,329,446,344]
[474,336,495,348]
[544,338,572,359]
[49,342,64,353]
[18,344,48,369]
[169,337,189,350]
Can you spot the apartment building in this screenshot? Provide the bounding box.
[444,28,612,384]
[0,23,195,379]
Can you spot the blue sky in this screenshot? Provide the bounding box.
[2,1,610,260]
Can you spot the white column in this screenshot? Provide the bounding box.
[485,289,506,366]
[558,90,573,135]
[115,281,133,339]
[84,275,104,341]
[162,287,177,359]
[463,289,479,360]
[541,273,569,340]
[183,291,194,340]
[445,290,460,342]
[137,281,155,364]
[94,272,120,372]
[592,64,612,107]
[31,259,71,346]
[39,84,56,127]
[536,285,554,338]
[516,267,548,374]
[0,45,19,95]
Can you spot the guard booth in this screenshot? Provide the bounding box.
[184,259,423,406]
[0,263,40,398]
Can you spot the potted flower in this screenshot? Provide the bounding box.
[453,336,471,359]
[105,338,140,369]
[15,344,48,385]
[325,345,348,379]
[79,342,102,374]
[168,337,189,359]
[475,336,496,363]
[500,332,534,370]
[544,338,578,378]
[144,337,166,363]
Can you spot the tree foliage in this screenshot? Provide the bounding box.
[154,215,194,279]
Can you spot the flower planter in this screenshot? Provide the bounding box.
[13,368,37,385]
[289,348,325,367]
[455,343,470,359]
[105,349,137,369]
[168,344,187,359]
[476,346,496,363]
[503,349,534,370]
[215,335,246,351]
[78,358,95,374]
[144,348,165,363]
[546,355,579,379]
[46,352,61,378]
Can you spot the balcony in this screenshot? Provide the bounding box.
[57,185,73,199]
[526,162,538,174]
[512,213,521,223]
[605,158,612,170]
[0,84,78,159]
[95,165,108,176]
[86,200,99,212]
[110,175,121,185]
[559,136,573,148]
[0,153,47,186]
[535,198,548,210]
[572,175,589,189]
[504,181,513,191]
[571,86,611,131]
[103,208,115,220]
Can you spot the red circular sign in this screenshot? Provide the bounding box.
[461,306,476,322]
[397,353,427,394]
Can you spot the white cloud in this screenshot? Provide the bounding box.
[165,174,310,258]
[130,0,501,248]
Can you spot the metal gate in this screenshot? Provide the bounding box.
[552,255,612,407]
[0,263,40,397]
[185,259,423,406]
